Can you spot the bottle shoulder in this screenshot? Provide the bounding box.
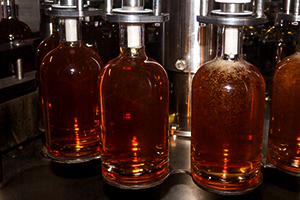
[41,45,103,73]
[274,52,300,75]
[194,58,265,85]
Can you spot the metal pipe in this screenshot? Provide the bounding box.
[78,0,83,12]
[200,0,209,16]
[105,0,114,13]
[293,0,300,15]
[256,0,264,17]
[153,0,161,16]
[283,0,292,14]
[60,0,76,6]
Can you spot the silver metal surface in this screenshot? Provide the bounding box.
[103,12,169,23]
[197,14,266,26]
[122,0,144,7]
[15,59,23,80]
[162,0,212,73]
[153,0,161,16]
[105,0,113,13]
[169,72,194,137]
[60,0,76,6]
[256,0,264,17]
[220,3,244,13]
[45,7,103,17]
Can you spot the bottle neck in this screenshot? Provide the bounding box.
[119,23,145,58]
[1,0,16,19]
[217,25,243,61]
[59,17,82,46]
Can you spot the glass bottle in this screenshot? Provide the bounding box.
[191,25,265,193]
[99,24,169,188]
[0,0,33,78]
[35,16,60,132]
[259,19,299,101]
[36,16,60,75]
[267,51,300,175]
[40,17,103,161]
[0,0,32,43]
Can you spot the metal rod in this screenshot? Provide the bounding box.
[284,0,292,14]
[293,0,300,15]
[200,0,209,16]
[78,0,83,12]
[153,0,161,16]
[15,58,24,80]
[105,0,113,13]
[256,0,264,17]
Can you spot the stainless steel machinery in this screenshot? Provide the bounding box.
[162,0,265,137]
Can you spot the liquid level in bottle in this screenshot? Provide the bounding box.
[100,49,169,187]
[268,52,300,174]
[191,58,265,192]
[40,43,102,159]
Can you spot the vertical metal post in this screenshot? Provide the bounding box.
[15,58,24,80]
[105,0,114,13]
[293,0,300,15]
[153,0,161,16]
[256,0,264,17]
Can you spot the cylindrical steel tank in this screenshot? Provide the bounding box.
[162,0,218,137]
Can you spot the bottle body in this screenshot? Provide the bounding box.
[40,41,102,160]
[99,47,169,188]
[191,58,265,192]
[259,21,298,100]
[268,52,300,174]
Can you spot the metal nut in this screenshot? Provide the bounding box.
[175,59,187,71]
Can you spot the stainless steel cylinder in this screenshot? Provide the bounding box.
[162,0,218,136]
[220,3,244,13]
[122,0,144,10]
[60,0,76,6]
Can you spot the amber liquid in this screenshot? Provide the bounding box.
[268,52,300,174]
[40,42,103,159]
[99,47,169,187]
[191,58,265,192]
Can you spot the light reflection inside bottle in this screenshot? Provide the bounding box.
[225,85,232,92]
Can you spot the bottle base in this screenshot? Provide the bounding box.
[101,164,170,190]
[267,153,300,177]
[43,147,101,164]
[191,171,263,195]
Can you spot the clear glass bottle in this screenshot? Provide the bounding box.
[0,0,33,78]
[267,51,300,175]
[99,24,169,188]
[40,17,103,162]
[259,19,299,101]
[191,25,265,193]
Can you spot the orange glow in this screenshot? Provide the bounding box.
[48,103,52,107]
[223,153,228,156]
[249,135,252,140]
[297,137,300,141]
[223,149,229,152]
[123,113,131,119]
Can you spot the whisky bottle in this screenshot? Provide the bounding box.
[267,51,300,175]
[259,19,299,101]
[191,25,265,193]
[0,0,33,78]
[40,17,103,162]
[99,24,169,188]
